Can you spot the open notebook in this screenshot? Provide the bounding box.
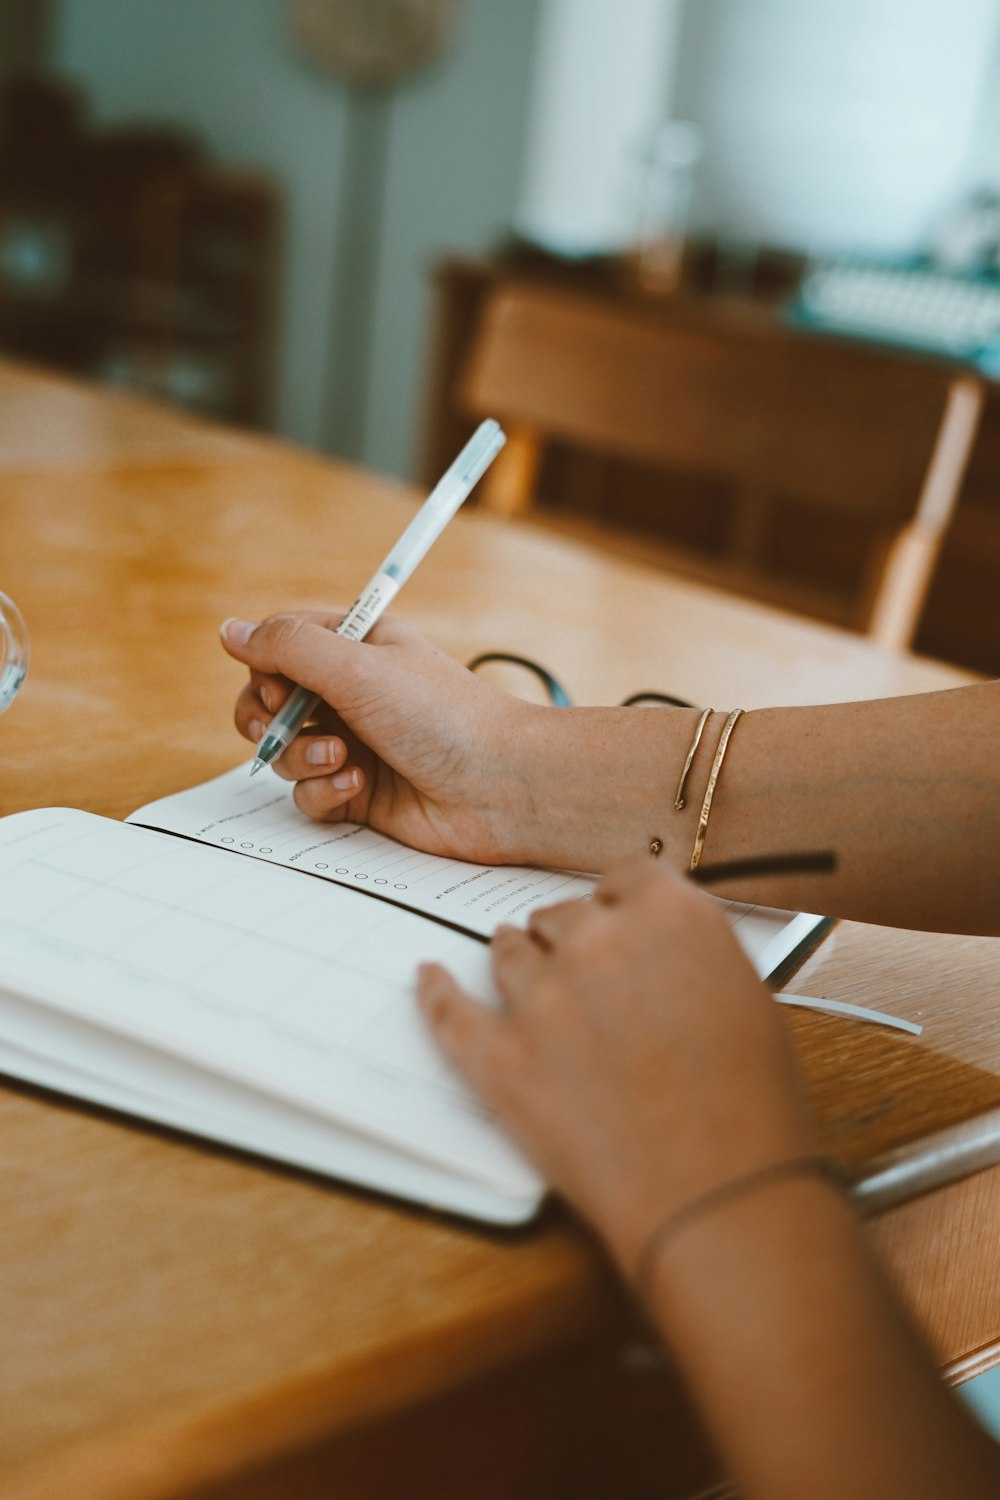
[0,766,828,1224]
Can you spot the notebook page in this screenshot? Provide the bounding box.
[0,808,539,1194]
[0,993,539,1222]
[129,765,825,977]
[128,765,595,938]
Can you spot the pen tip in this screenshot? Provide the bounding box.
[249,760,263,777]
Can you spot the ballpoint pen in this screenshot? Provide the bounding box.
[250,418,507,776]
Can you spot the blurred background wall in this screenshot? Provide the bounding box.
[516,0,1000,259]
[2,0,1000,674]
[0,0,996,474]
[672,0,1000,255]
[47,0,540,469]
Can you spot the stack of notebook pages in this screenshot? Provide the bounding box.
[0,766,828,1224]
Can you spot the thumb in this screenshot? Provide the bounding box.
[220,613,375,704]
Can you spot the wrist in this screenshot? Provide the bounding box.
[630,1155,847,1299]
[633,1163,853,1331]
[504,704,704,871]
[479,699,553,865]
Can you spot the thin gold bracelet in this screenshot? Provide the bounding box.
[674,706,713,810]
[649,707,715,857]
[689,708,744,871]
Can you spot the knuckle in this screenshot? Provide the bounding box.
[265,613,306,653]
[493,925,528,961]
[526,910,551,944]
[290,781,315,819]
[292,777,337,823]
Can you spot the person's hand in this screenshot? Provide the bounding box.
[417,857,812,1274]
[220,609,707,874]
[221,611,541,863]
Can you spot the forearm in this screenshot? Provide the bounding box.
[511,682,1000,933]
[420,846,1000,1495]
[639,1175,1000,1500]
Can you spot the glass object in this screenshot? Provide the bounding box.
[0,590,30,713]
[629,119,702,295]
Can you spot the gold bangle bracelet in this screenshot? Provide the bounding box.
[689,708,744,871]
[674,706,713,811]
[650,707,715,857]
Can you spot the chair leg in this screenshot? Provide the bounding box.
[867,524,944,653]
[726,483,771,571]
[866,376,983,652]
[476,426,542,519]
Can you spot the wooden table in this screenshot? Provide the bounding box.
[2,360,999,1500]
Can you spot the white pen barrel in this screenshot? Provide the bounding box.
[336,572,400,640]
[251,419,505,773]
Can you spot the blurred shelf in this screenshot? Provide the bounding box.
[0,75,282,428]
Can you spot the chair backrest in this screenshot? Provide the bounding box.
[459,282,983,650]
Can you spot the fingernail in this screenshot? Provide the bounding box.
[220,618,257,645]
[249,718,266,742]
[306,738,337,765]
[261,685,275,712]
[332,768,359,791]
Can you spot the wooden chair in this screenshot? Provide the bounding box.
[458,282,984,651]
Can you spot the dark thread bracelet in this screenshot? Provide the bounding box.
[631,1154,849,1308]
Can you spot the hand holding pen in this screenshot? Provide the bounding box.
[249,419,506,776]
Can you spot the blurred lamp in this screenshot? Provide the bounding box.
[288,0,459,86]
